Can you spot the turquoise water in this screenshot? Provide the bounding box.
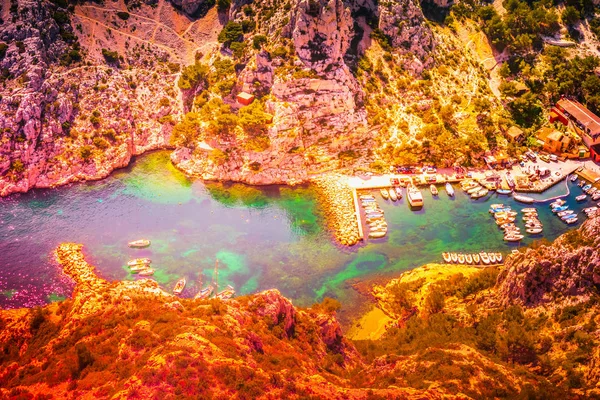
[0,152,591,312]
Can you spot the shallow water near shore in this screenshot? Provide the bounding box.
[0,152,592,318]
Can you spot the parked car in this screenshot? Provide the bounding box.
[549,155,557,162]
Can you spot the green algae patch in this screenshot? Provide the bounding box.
[153,268,177,285]
[240,274,259,293]
[120,152,194,204]
[315,252,387,299]
[277,186,322,236]
[2,290,16,300]
[47,293,66,302]
[200,250,249,289]
[205,183,270,209]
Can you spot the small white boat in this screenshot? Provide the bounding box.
[380,189,389,200]
[173,278,187,295]
[194,285,214,299]
[442,252,451,263]
[445,183,454,197]
[450,253,458,263]
[576,194,587,202]
[128,258,151,266]
[592,193,600,201]
[360,195,375,200]
[465,254,473,264]
[389,188,398,201]
[395,187,403,199]
[461,181,478,191]
[430,185,439,196]
[557,210,574,217]
[471,188,489,199]
[473,253,480,264]
[458,254,465,264]
[130,264,148,273]
[216,285,235,300]
[514,195,535,204]
[467,185,482,195]
[480,252,490,264]
[566,217,578,224]
[570,175,578,182]
[495,253,503,263]
[128,239,151,248]
[550,199,566,207]
[504,234,524,242]
[369,231,387,239]
[489,253,497,264]
[138,268,155,276]
[527,227,543,234]
[521,208,536,214]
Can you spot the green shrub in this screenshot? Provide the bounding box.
[80,146,93,161]
[238,101,270,136]
[230,41,246,59]
[252,35,267,50]
[218,22,244,44]
[217,0,231,12]
[52,11,69,24]
[116,11,130,20]
[242,20,256,33]
[170,113,200,147]
[10,160,25,173]
[178,62,209,90]
[101,49,119,63]
[271,46,287,58]
[93,137,110,149]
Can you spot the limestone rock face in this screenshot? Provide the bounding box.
[292,0,353,74]
[249,289,297,335]
[378,0,436,71]
[238,50,274,95]
[495,215,600,307]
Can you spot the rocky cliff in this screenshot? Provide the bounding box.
[1,0,485,194]
[0,0,182,196]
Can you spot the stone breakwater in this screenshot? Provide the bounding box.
[55,243,109,292]
[54,243,170,318]
[311,174,360,246]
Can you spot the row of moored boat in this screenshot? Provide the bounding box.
[489,204,543,241]
[127,240,235,299]
[461,180,490,199]
[360,195,387,238]
[442,251,503,265]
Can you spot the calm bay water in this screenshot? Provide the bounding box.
[0,152,591,313]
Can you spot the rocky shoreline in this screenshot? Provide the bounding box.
[311,174,361,246]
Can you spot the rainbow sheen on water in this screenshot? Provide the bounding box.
[0,151,590,313]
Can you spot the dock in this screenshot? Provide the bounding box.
[351,187,365,241]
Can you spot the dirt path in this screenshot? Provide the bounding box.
[73,12,179,59]
[79,4,200,48]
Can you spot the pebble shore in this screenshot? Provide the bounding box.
[312,174,361,246]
